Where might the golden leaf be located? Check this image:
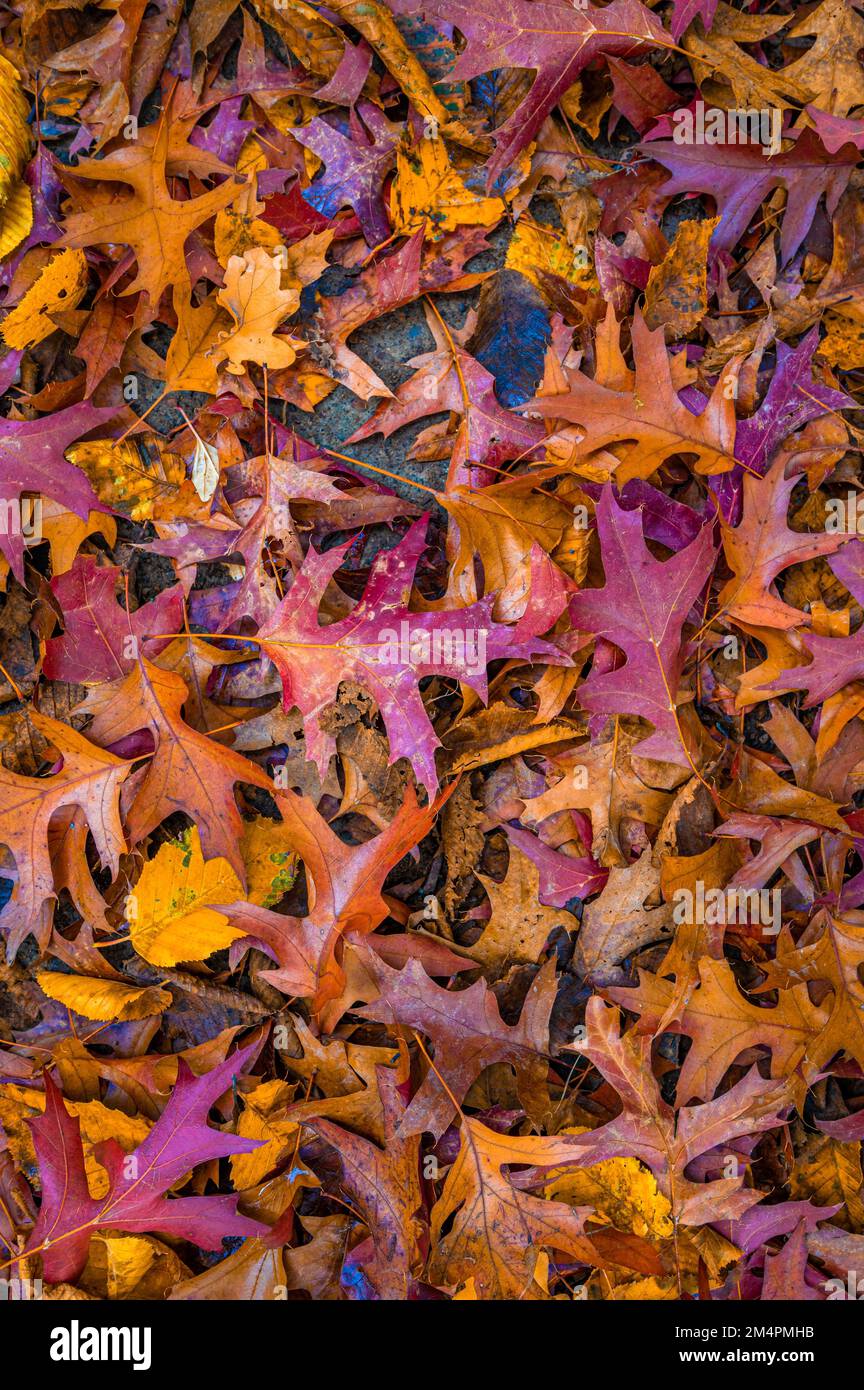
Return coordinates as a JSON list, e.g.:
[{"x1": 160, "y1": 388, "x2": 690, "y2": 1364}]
[
  {"x1": 214, "y1": 246, "x2": 306, "y2": 375},
  {"x1": 389, "y1": 136, "x2": 503, "y2": 240},
  {"x1": 1, "y1": 249, "x2": 89, "y2": 350},
  {"x1": 214, "y1": 208, "x2": 283, "y2": 266},
  {"x1": 644, "y1": 217, "x2": 720, "y2": 339},
  {"x1": 789, "y1": 1129, "x2": 864, "y2": 1230},
  {"x1": 0, "y1": 53, "x2": 31, "y2": 208},
  {"x1": 0, "y1": 179, "x2": 33, "y2": 260},
  {"x1": 230, "y1": 1079, "x2": 298, "y2": 1188},
  {"x1": 474, "y1": 844, "x2": 570, "y2": 971},
  {"x1": 0, "y1": 1086, "x2": 150, "y2": 1198},
  {"x1": 40, "y1": 499, "x2": 117, "y2": 576},
  {"x1": 241, "y1": 816, "x2": 299, "y2": 909},
  {"x1": 129, "y1": 825, "x2": 245, "y2": 967},
  {"x1": 506, "y1": 218, "x2": 594, "y2": 293},
  {"x1": 546, "y1": 1139, "x2": 674, "y2": 1239},
  {"x1": 820, "y1": 306, "x2": 864, "y2": 370},
  {"x1": 36, "y1": 972, "x2": 172, "y2": 1022},
  {"x1": 83, "y1": 1234, "x2": 190, "y2": 1301},
  {"x1": 603, "y1": 1276, "x2": 678, "y2": 1300},
  {"x1": 65, "y1": 437, "x2": 187, "y2": 521}
]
